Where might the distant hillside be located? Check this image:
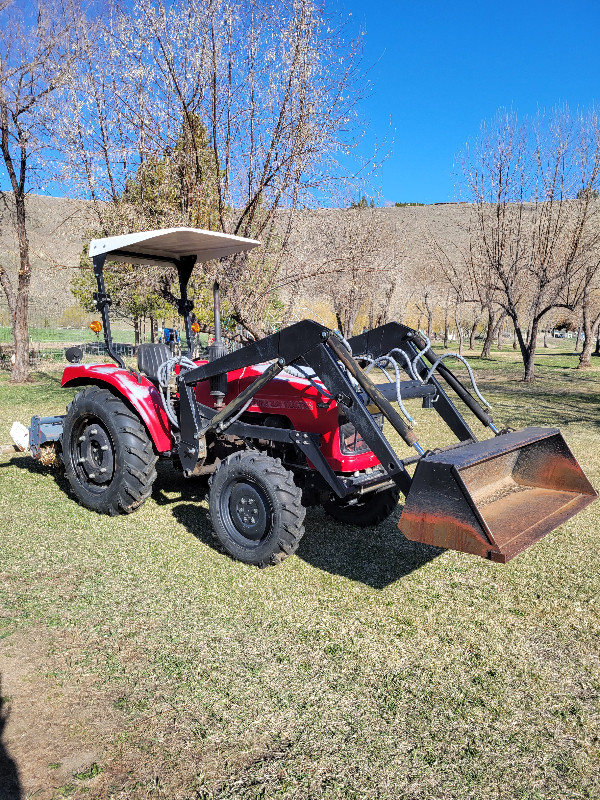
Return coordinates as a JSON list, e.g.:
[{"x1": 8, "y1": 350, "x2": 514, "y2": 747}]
[
  {"x1": 0, "y1": 194, "x2": 96, "y2": 313},
  {"x1": 0, "y1": 195, "x2": 467, "y2": 317}
]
